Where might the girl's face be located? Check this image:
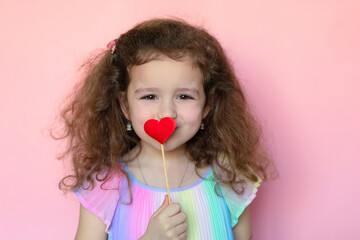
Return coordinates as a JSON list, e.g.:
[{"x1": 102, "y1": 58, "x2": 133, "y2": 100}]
[{"x1": 122, "y1": 57, "x2": 209, "y2": 152}]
